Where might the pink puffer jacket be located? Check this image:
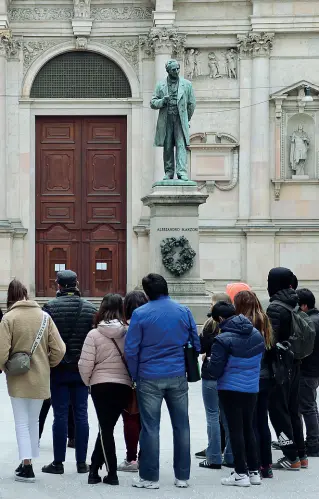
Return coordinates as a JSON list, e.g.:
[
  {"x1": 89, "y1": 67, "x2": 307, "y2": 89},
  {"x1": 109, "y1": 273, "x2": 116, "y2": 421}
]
[{"x1": 78, "y1": 319, "x2": 131, "y2": 387}]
